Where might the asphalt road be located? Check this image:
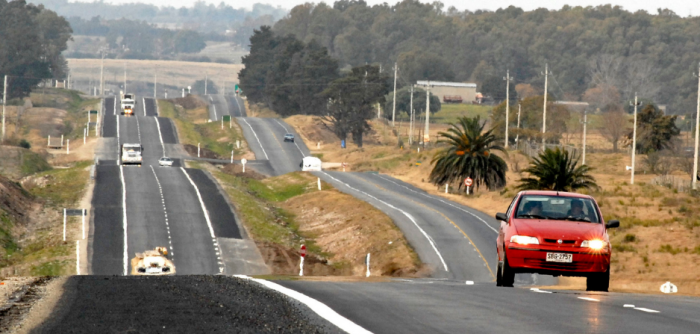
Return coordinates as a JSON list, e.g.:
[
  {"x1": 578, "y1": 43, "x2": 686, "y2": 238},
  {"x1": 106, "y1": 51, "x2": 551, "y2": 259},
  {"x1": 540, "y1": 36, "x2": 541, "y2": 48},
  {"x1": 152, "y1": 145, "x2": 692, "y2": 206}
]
[
  {"x1": 238, "y1": 117, "x2": 310, "y2": 175},
  {"x1": 33, "y1": 276, "x2": 330, "y2": 334},
  {"x1": 206, "y1": 94, "x2": 247, "y2": 120},
  {"x1": 91, "y1": 95, "x2": 250, "y2": 276}
]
